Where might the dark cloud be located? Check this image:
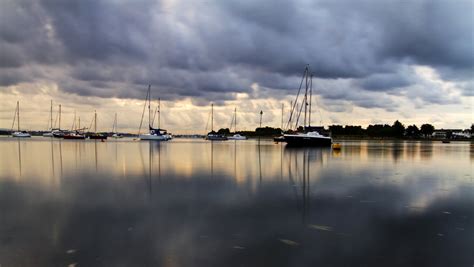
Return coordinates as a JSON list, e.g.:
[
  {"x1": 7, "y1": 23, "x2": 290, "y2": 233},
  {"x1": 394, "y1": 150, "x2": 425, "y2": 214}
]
[{"x1": 0, "y1": 0, "x2": 472, "y2": 111}]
